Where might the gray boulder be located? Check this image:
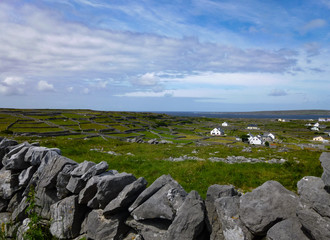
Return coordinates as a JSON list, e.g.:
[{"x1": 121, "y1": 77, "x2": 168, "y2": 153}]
[
  {"x1": 57, "y1": 164, "x2": 77, "y2": 199},
  {"x1": 126, "y1": 217, "x2": 169, "y2": 240},
  {"x1": 19, "y1": 166, "x2": 37, "y2": 187},
  {"x1": 86, "y1": 209, "x2": 129, "y2": 240},
  {"x1": 66, "y1": 161, "x2": 94, "y2": 194},
  {"x1": 37, "y1": 155, "x2": 77, "y2": 190},
  {"x1": 24, "y1": 146, "x2": 50, "y2": 166},
  {"x1": 129, "y1": 174, "x2": 181, "y2": 212},
  {"x1": 266, "y1": 217, "x2": 309, "y2": 240},
  {"x1": 297, "y1": 207, "x2": 330, "y2": 240},
  {"x1": 0, "y1": 139, "x2": 18, "y2": 167},
  {"x1": 167, "y1": 191, "x2": 206, "y2": 240},
  {"x1": 50, "y1": 195, "x2": 86, "y2": 239},
  {"x1": 104, "y1": 177, "x2": 147, "y2": 216},
  {"x1": 319, "y1": 152, "x2": 330, "y2": 190},
  {"x1": 298, "y1": 176, "x2": 330, "y2": 218},
  {"x1": 81, "y1": 161, "x2": 109, "y2": 181},
  {"x1": 131, "y1": 178, "x2": 187, "y2": 221},
  {"x1": 79, "y1": 172, "x2": 136, "y2": 209},
  {"x1": 0, "y1": 169, "x2": 18, "y2": 200},
  {"x1": 11, "y1": 196, "x2": 29, "y2": 222},
  {"x1": 205, "y1": 184, "x2": 239, "y2": 240},
  {"x1": 70, "y1": 160, "x2": 96, "y2": 177},
  {"x1": 3, "y1": 146, "x2": 30, "y2": 170},
  {"x1": 214, "y1": 196, "x2": 252, "y2": 240},
  {"x1": 239, "y1": 180, "x2": 299, "y2": 236}
]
